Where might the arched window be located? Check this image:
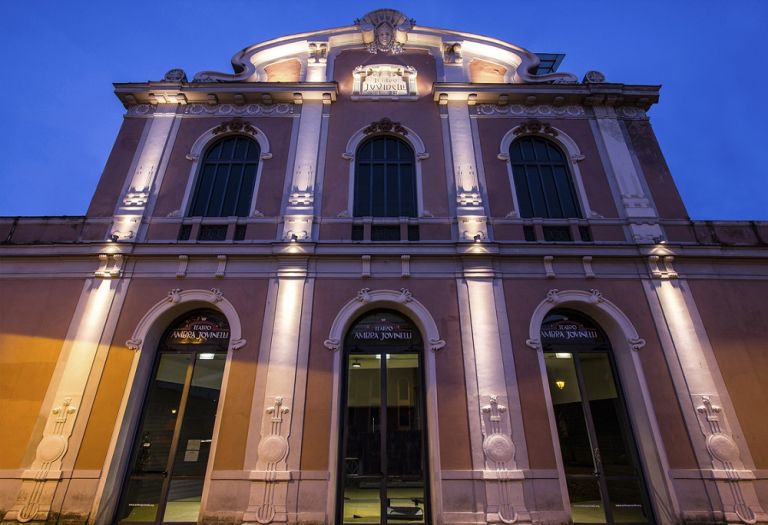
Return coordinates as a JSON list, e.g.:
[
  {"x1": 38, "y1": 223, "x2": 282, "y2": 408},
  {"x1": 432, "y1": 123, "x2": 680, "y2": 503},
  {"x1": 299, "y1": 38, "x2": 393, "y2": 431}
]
[
  {"x1": 354, "y1": 135, "x2": 417, "y2": 218},
  {"x1": 117, "y1": 309, "x2": 230, "y2": 524},
  {"x1": 510, "y1": 136, "x2": 581, "y2": 219},
  {"x1": 540, "y1": 309, "x2": 654, "y2": 524},
  {"x1": 188, "y1": 135, "x2": 260, "y2": 217}
]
